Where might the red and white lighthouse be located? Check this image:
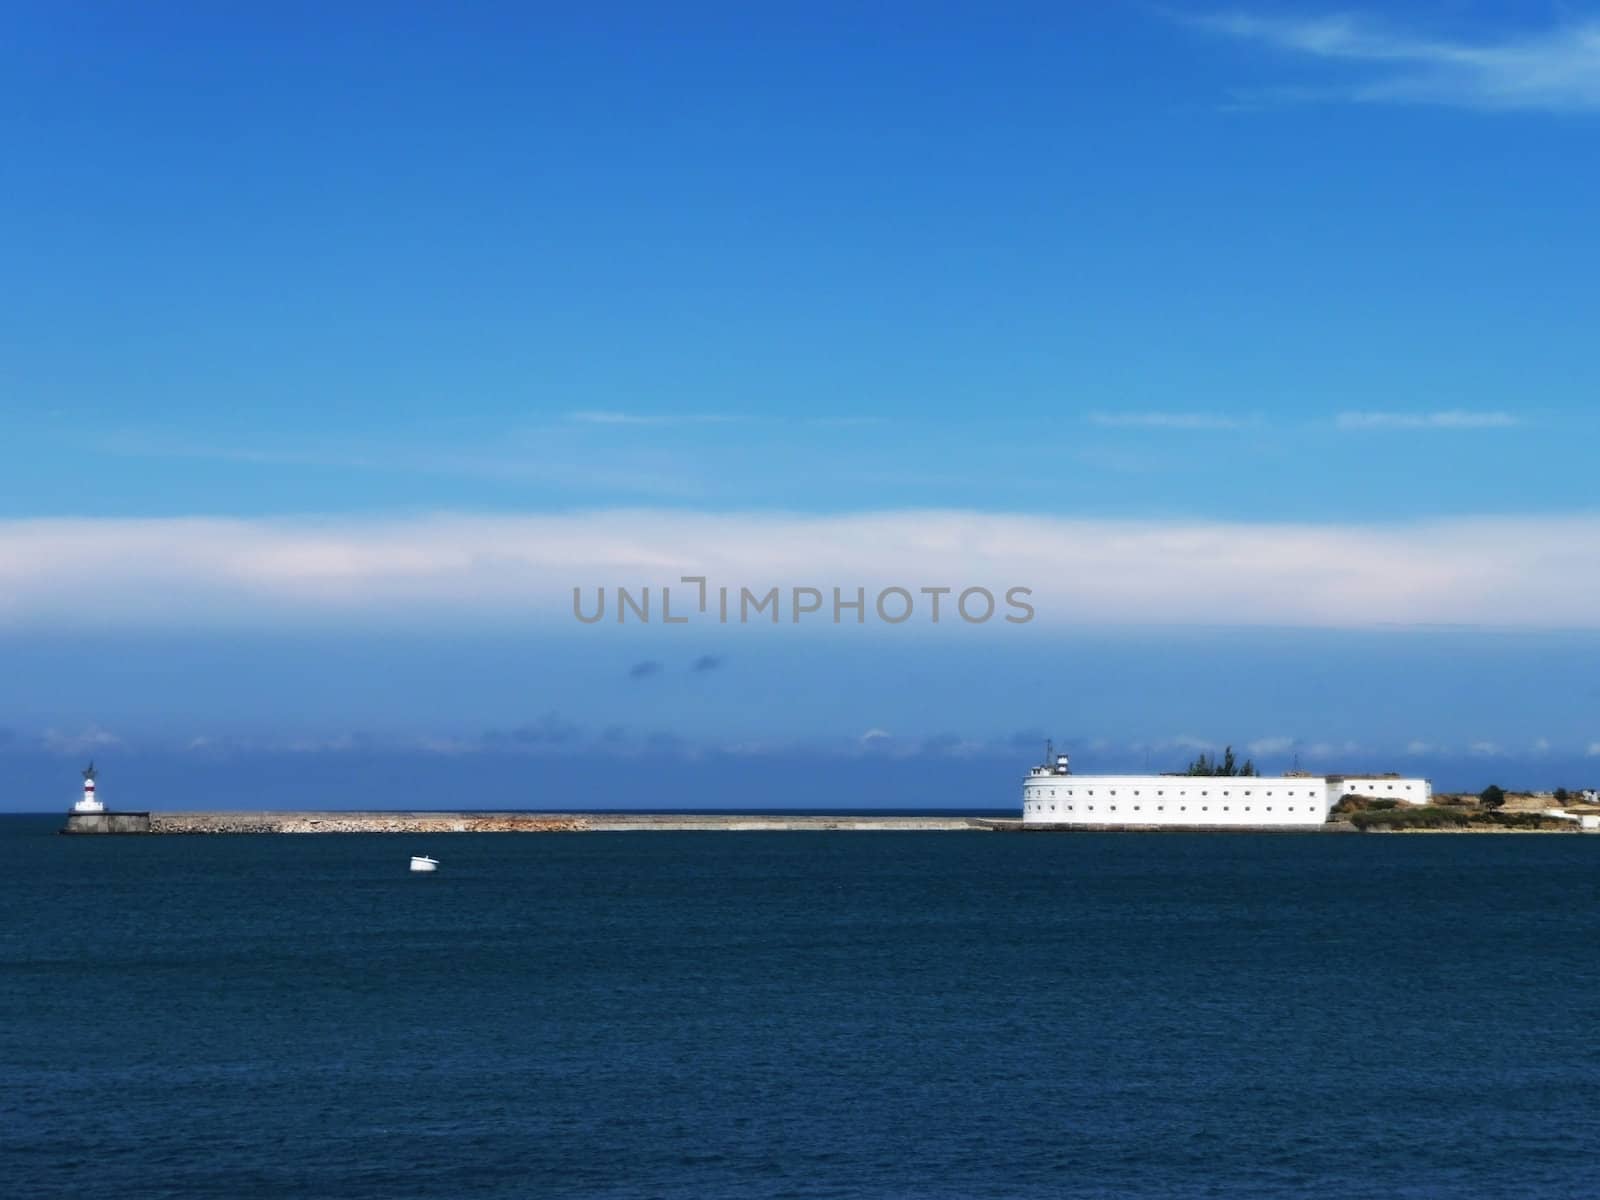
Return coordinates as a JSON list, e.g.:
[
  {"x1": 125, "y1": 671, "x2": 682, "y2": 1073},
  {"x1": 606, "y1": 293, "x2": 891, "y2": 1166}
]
[{"x1": 72, "y1": 763, "x2": 105, "y2": 814}]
